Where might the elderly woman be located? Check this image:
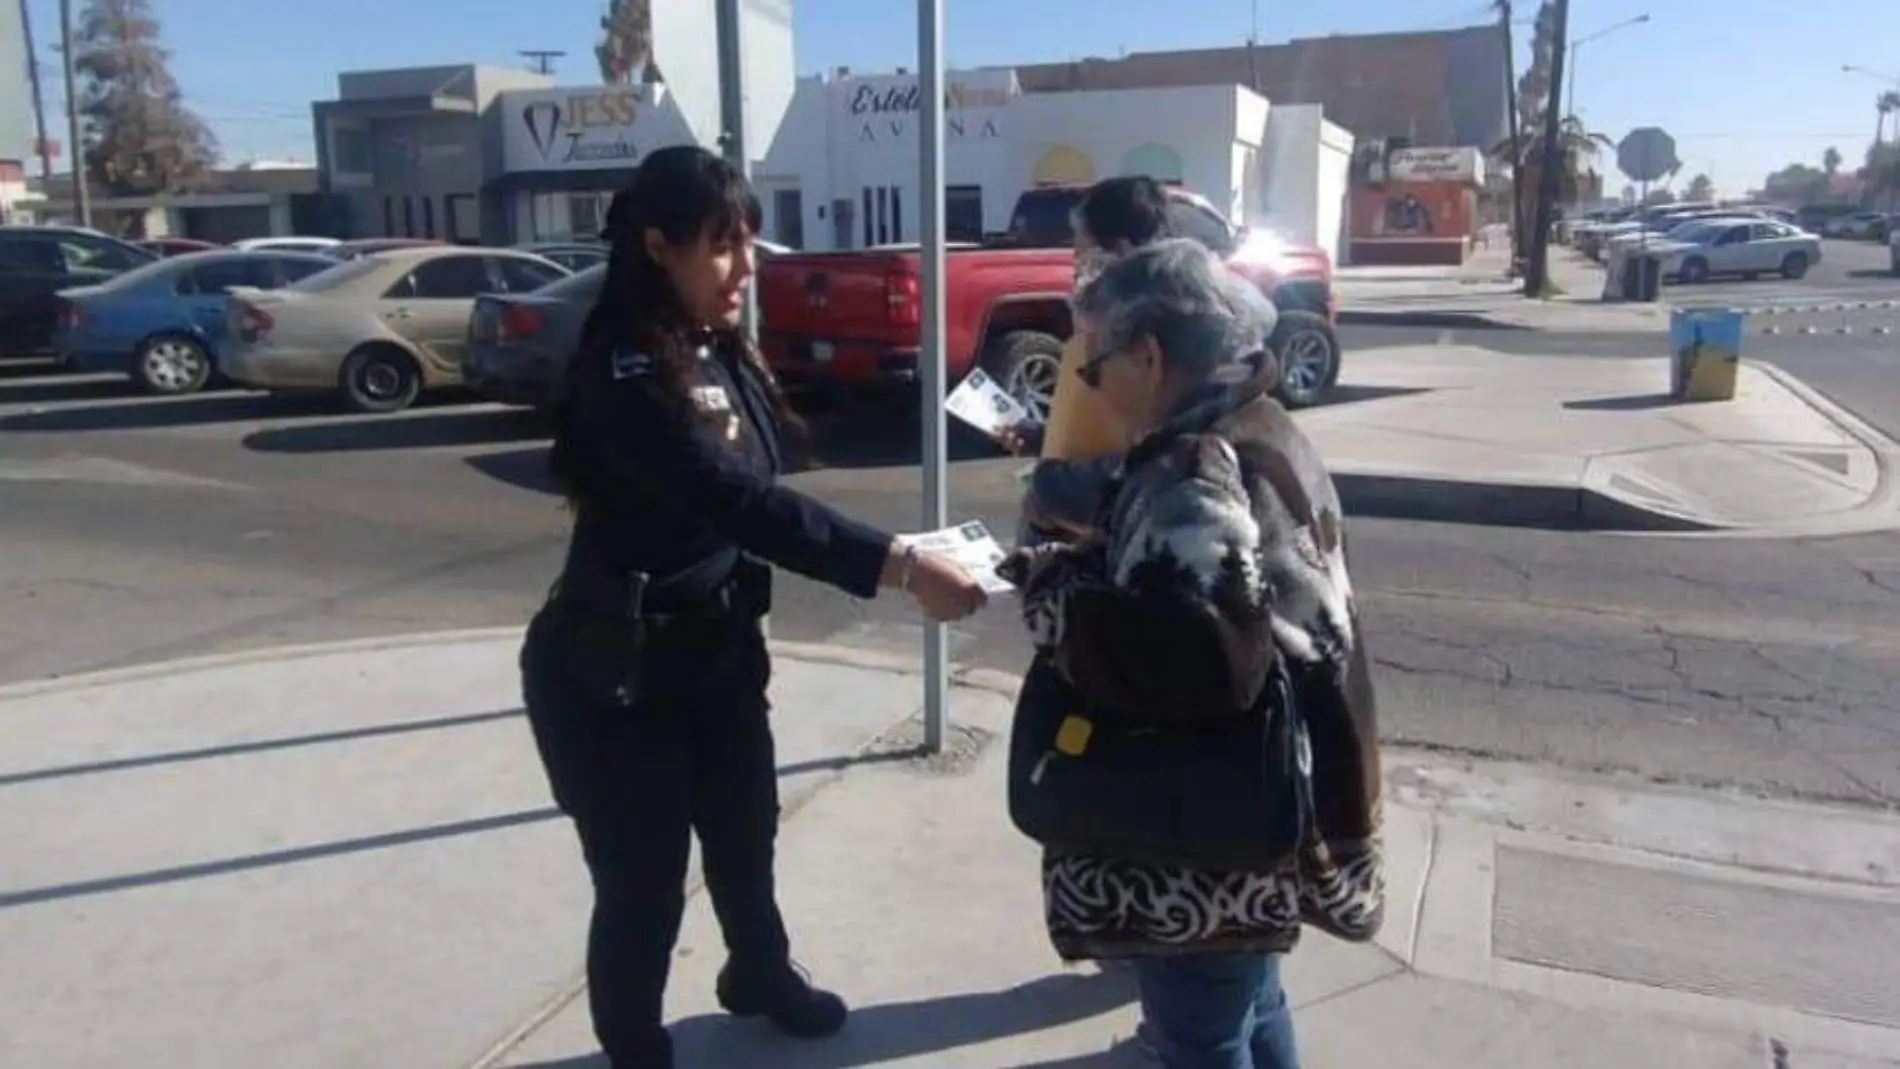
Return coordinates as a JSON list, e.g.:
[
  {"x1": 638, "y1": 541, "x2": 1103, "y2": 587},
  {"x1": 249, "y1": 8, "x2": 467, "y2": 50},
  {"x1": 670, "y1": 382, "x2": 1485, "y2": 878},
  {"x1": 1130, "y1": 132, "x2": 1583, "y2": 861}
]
[{"x1": 1001, "y1": 240, "x2": 1383, "y2": 1069}]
